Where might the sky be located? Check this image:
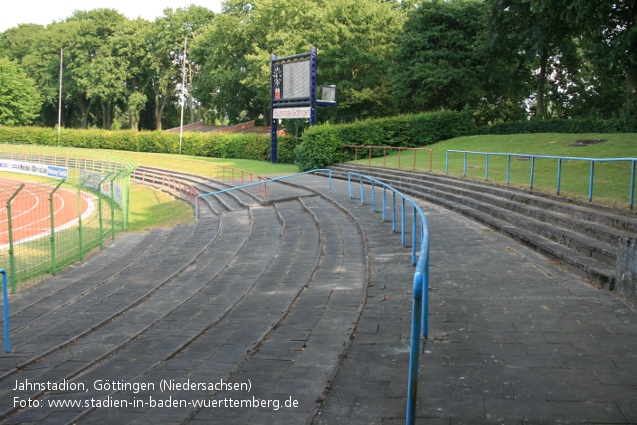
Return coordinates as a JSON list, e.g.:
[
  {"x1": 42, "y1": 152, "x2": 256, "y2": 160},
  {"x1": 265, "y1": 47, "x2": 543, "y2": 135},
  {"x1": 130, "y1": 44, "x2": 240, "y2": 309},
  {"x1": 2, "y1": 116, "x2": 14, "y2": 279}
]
[{"x1": 0, "y1": 0, "x2": 224, "y2": 33}]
